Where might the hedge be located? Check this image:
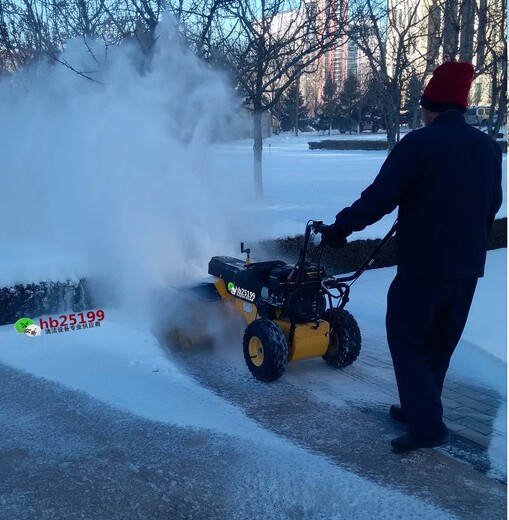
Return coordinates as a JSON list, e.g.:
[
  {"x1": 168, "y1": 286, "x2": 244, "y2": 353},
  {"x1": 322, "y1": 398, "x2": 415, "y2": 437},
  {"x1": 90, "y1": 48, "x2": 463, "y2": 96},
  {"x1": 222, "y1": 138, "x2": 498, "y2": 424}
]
[
  {"x1": 309, "y1": 139, "x2": 507, "y2": 153},
  {"x1": 0, "y1": 279, "x2": 92, "y2": 327},
  {"x1": 309, "y1": 140, "x2": 388, "y2": 151}
]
